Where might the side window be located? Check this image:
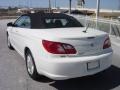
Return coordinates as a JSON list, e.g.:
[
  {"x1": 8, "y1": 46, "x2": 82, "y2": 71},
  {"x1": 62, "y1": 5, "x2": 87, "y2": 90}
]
[
  {"x1": 45, "y1": 19, "x2": 69, "y2": 28},
  {"x1": 14, "y1": 16, "x2": 31, "y2": 28},
  {"x1": 23, "y1": 16, "x2": 31, "y2": 28}
]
